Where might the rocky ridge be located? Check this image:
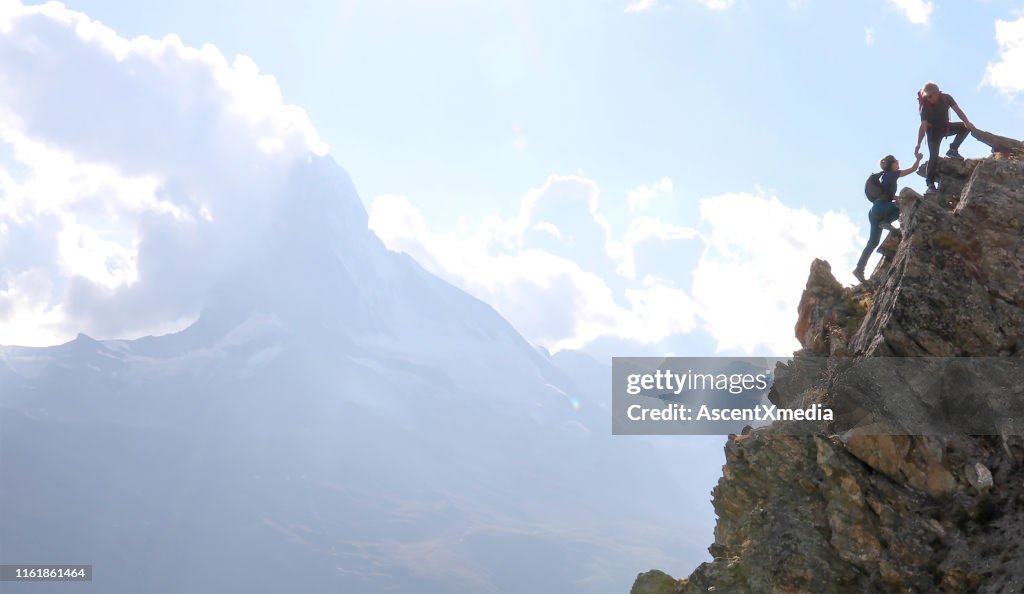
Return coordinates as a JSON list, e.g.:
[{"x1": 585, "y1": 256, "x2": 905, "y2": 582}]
[{"x1": 632, "y1": 130, "x2": 1024, "y2": 593}]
